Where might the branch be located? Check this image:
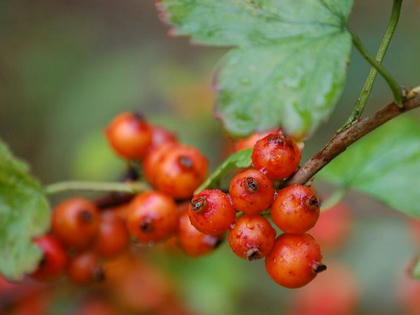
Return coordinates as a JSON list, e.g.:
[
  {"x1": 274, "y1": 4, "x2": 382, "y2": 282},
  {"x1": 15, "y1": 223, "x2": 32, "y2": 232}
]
[
  {"x1": 44, "y1": 180, "x2": 150, "y2": 195},
  {"x1": 287, "y1": 86, "x2": 420, "y2": 185}
]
